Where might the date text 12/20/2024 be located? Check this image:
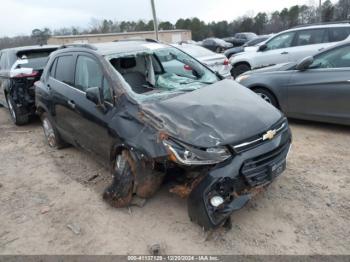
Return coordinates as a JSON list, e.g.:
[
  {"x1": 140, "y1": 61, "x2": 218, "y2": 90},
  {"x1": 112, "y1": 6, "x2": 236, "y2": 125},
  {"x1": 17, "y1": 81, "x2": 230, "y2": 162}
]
[{"x1": 127, "y1": 255, "x2": 220, "y2": 261}]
